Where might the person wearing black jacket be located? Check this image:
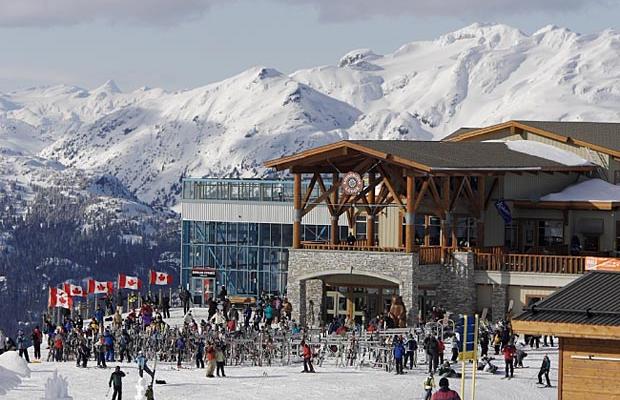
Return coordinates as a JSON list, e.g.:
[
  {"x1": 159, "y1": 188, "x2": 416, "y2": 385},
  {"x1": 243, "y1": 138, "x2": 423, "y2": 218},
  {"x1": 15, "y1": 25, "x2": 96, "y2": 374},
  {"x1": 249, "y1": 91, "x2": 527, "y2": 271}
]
[
  {"x1": 405, "y1": 334, "x2": 418, "y2": 369},
  {"x1": 109, "y1": 366, "x2": 126, "y2": 400},
  {"x1": 538, "y1": 354, "x2": 551, "y2": 387}
]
